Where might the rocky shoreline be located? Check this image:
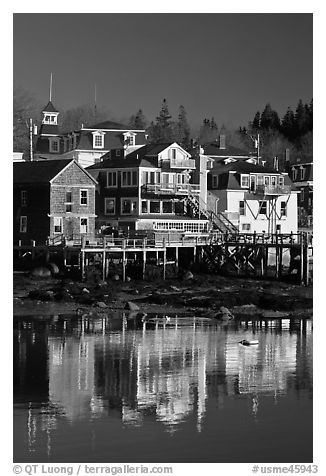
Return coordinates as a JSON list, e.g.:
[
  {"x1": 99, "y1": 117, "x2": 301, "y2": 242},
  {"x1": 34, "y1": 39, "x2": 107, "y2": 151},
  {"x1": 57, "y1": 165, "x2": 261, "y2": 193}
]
[{"x1": 13, "y1": 271, "x2": 313, "y2": 321}]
